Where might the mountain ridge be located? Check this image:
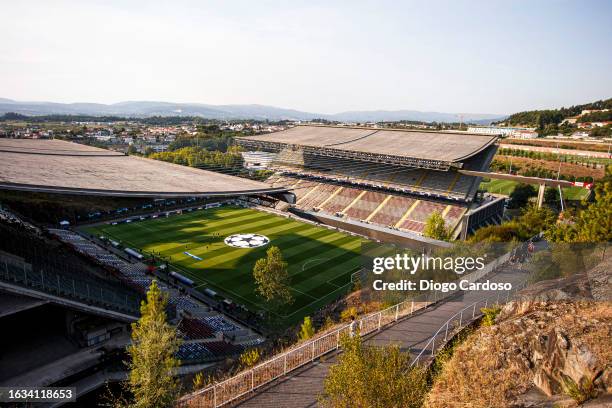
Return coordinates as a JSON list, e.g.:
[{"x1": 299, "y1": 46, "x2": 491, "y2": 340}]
[{"x1": 0, "y1": 98, "x2": 505, "y2": 124}]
